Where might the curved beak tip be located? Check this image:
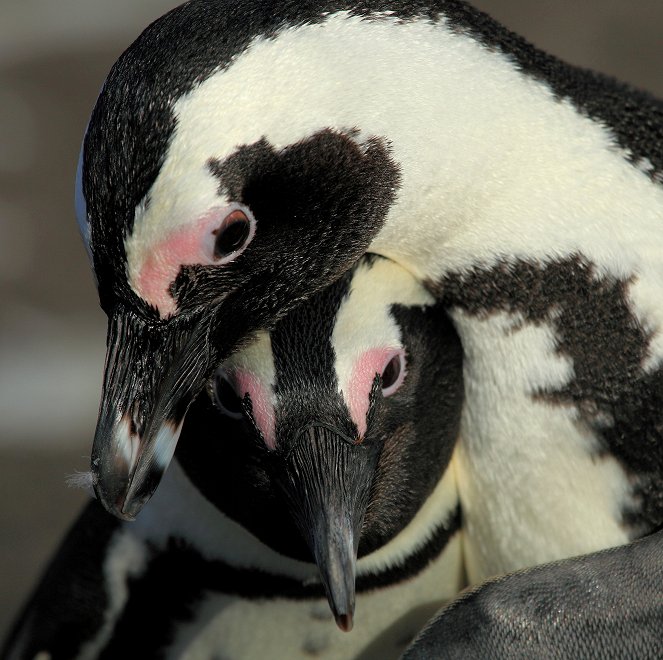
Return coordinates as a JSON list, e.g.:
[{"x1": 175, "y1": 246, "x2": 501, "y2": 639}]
[
  {"x1": 278, "y1": 424, "x2": 377, "y2": 634},
  {"x1": 91, "y1": 481, "x2": 136, "y2": 521},
  {"x1": 118, "y1": 499, "x2": 140, "y2": 522},
  {"x1": 335, "y1": 612, "x2": 354, "y2": 633},
  {"x1": 91, "y1": 417, "x2": 183, "y2": 521},
  {"x1": 316, "y1": 541, "x2": 357, "y2": 634}
]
